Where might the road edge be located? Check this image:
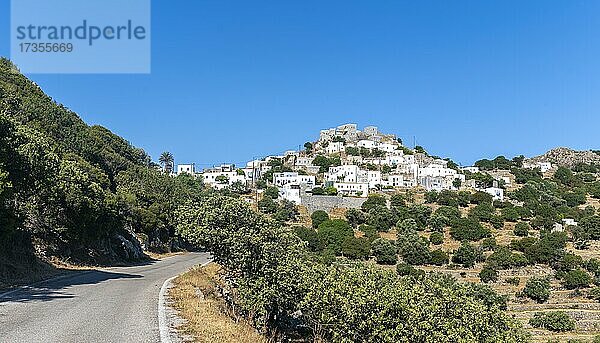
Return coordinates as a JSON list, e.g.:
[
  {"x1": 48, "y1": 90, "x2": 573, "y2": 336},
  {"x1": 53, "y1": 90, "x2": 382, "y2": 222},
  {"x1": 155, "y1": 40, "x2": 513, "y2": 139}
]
[{"x1": 158, "y1": 260, "x2": 211, "y2": 343}]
